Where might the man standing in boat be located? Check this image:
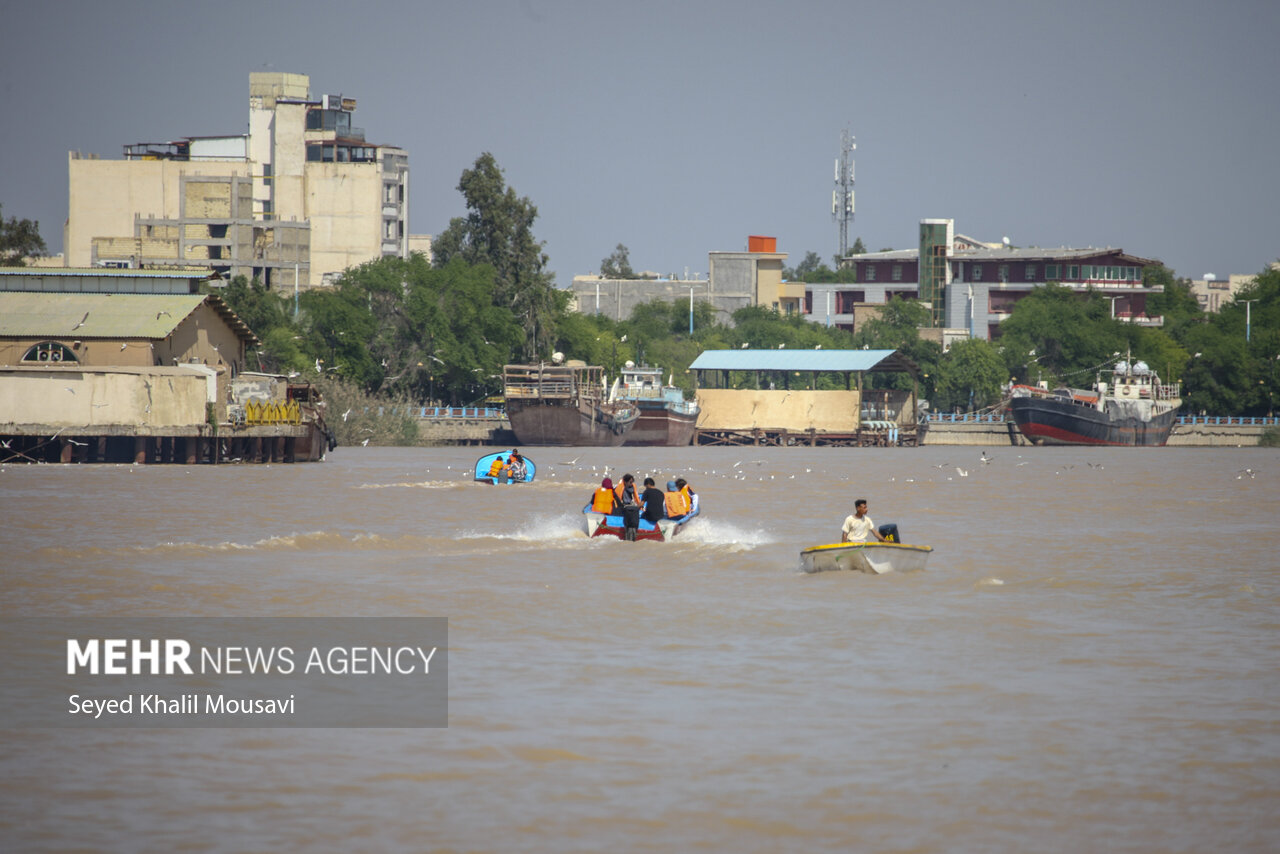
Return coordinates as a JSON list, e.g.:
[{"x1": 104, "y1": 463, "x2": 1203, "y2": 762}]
[{"x1": 841, "y1": 499, "x2": 886, "y2": 543}]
